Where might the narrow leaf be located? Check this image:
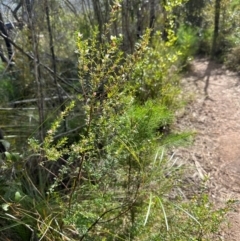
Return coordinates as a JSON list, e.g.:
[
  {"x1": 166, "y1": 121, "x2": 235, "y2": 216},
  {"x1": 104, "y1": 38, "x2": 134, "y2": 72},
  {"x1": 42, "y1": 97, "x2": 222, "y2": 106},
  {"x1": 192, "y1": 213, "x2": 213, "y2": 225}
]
[
  {"x1": 174, "y1": 204, "x2": 202, "y2": 227},
  {"x1": 117, "y1": 138, "x2": 142, "y2": 169},
  {"x1": 157, "y1": 197, "x2": 169, "y2": 231},
  {"x1": 144, "y1": 193, "x2": 153, "y2": 226}
]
